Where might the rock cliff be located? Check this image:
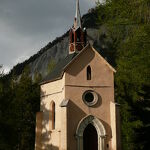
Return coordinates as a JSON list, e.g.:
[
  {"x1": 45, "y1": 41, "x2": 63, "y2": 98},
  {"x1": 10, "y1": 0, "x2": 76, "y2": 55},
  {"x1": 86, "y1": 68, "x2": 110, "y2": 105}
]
[{"x1": 9, "y1": 8, "x2": 115, "y2": 79}]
